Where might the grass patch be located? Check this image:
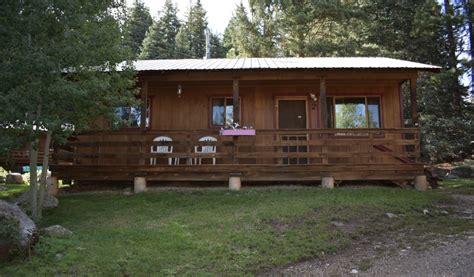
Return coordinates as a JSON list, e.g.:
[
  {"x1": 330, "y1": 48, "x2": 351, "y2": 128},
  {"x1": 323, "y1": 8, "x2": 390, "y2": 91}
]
[
  {"x1": 0, "y1": 186, "x2": 473, "y2": 275},
  {"x1": 439, "y1": 179, "x2": 474, "y2": 194},
  {"x1": 0, "y1": 184, "x2": 29, "y2": 201}
]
